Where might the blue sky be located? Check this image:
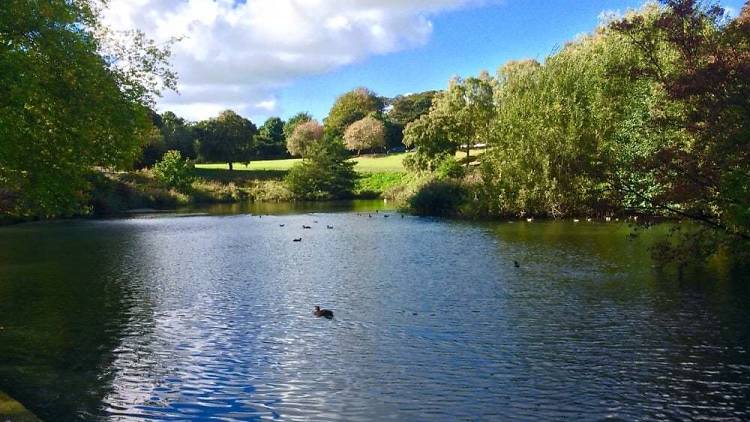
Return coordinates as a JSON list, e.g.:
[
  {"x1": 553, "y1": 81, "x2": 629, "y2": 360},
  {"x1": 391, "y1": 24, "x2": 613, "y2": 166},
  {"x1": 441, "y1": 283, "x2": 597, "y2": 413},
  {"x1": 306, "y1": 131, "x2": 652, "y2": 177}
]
[{"x1": 103, "y1": 0, "x2": 745, "y2": 123}]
